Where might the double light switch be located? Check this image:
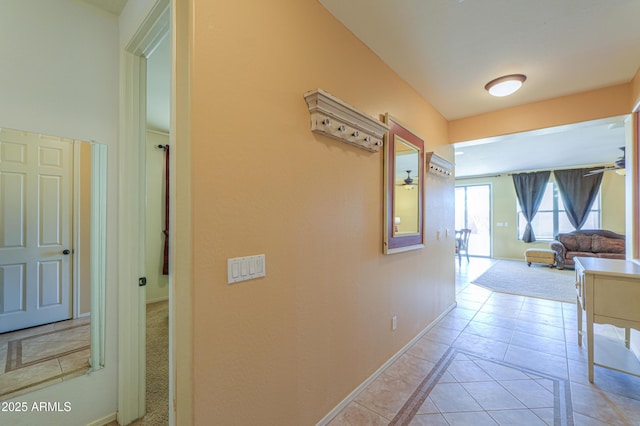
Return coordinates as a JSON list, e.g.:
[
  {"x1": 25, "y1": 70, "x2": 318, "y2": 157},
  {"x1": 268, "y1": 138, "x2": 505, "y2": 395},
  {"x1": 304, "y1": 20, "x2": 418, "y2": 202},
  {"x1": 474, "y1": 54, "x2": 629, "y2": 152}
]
[{"x1": 227, "y1": 254, "x2": 266, "y2": 284}]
